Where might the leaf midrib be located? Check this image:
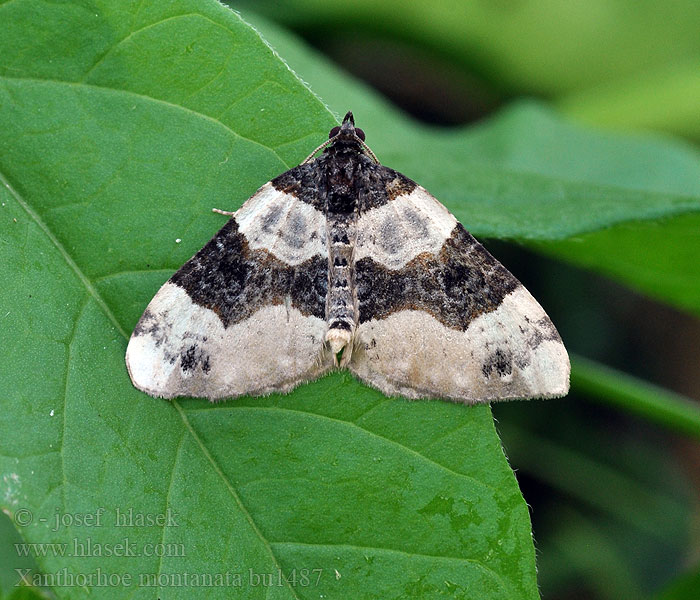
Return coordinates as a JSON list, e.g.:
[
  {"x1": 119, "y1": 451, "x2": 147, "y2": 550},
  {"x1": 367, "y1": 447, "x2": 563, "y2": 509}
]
[{"x1": 188, "y1": 404, "x2": 498, "y2": 495}]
